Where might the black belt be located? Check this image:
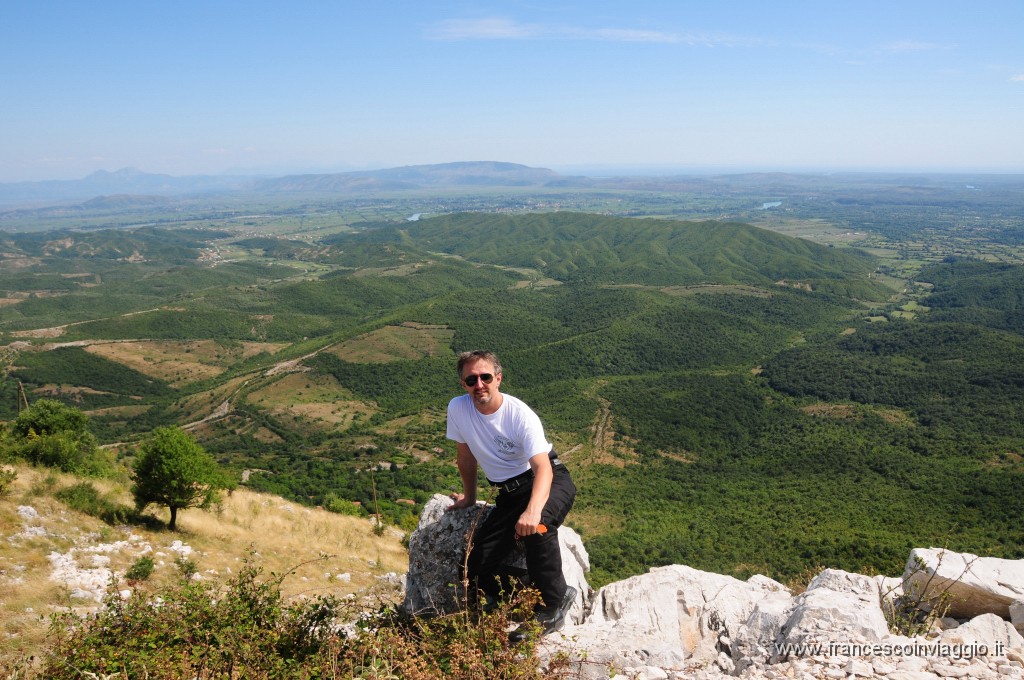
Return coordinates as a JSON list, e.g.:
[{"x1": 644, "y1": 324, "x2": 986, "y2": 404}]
[{"x1": 492, "y1": 457, "x2": 564, "y2": 493}]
